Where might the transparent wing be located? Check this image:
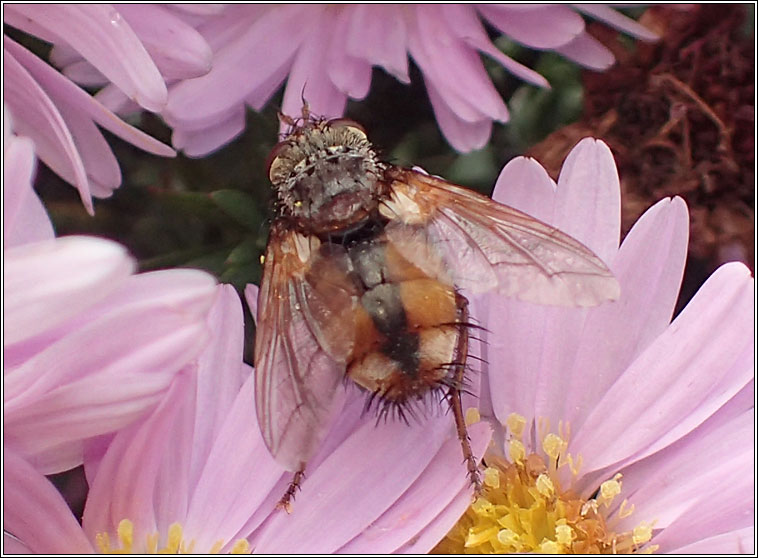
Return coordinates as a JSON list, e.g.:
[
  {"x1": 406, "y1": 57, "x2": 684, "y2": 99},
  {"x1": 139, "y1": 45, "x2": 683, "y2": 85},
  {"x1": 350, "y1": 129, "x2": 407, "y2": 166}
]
[
  {"x1": 254, "y1": 226, "x2": 359, "y2": 470},
  {"x1": 381, "y1": 168, "x2": 620, "y2": 306}
]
